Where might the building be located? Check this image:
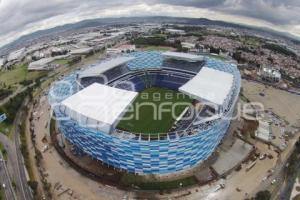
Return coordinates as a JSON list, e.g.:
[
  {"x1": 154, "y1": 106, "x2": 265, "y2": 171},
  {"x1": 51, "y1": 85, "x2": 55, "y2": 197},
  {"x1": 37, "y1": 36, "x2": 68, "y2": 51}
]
[
  {"x1": 0, "y1": 58, "x2": 5, "y2": 69},
  {"x1": 70, "y1": 47, "x2": 94, "y2": 55},
  {"x1": 106, "y1": 45, "x2": 136, "y2": 55},
  {"x1": 31, "y1": 51, "x2": 45, "y2": 61},
  {"x1": 165, "y1": 28, "x2": 186, "y2": 35},
  {"x1": 51, "y1": 47, "x2": 68, "y2": 56},
  {"x1": 255, "y1": 120, "x2": 272, "y2": 142},
  {"x1": 181, "y1": 42, "x2": 196, "y2": 50},
  {"x1": 28, "y1": 55, "x2": 69, "y2": 71},
  {"x1": 7, "y1": 48, "x2": 26, "y2": 62},
  {"x1": 49, "y1": 51, "x2": 241, "y2": 174},
  {"x1": 259, "y1": 66, "x2": 281, "y2": 82}
]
